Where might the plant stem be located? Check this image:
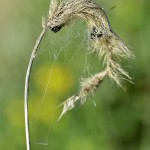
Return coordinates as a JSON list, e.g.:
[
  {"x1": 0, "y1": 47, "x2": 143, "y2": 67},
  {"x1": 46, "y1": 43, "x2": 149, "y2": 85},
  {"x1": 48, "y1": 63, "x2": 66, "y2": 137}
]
[{"x1": 24, "y1": 28, "x2": 47, "y2": 150}]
